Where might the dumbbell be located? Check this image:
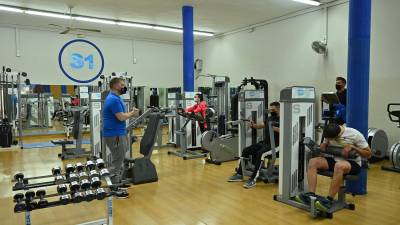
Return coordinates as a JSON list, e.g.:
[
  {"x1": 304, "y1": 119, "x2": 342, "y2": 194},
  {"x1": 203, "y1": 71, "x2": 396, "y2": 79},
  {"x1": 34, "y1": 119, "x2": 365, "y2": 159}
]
[
  {"x1": 68, "y1": 173, "x2": 79, "y2": 182},
  {"x1": 76, "y1": 163, "x2": 84, "y2": 172},
  {"x1": 86, "y1": 160, "x2": 96, "y2": 171},
  {"x1": 96, "y1": 188, "x2": 107, "y2": 200},
  {"x1": 14, "y1": 173, "x2": 26, "y2": 189},
  {"x1": 52, "y1": 166, "x2": 62, "y2": 176},
  {"x1": 71, "y1": 179, "x2": 90, "y2": 203},
  {"x1": 14, "y1": 193, "x2": 26, "y2": 212},
  {"x1": 36, "y1": 189, "x2": 48, "y2": 208},
  {"x1": 89, "y1": 170, "x2": 100, "y2": 180},
  {"x1": 78, "y1": 171, "x2": 89, "y2": 181},
  {"x1": 57, "y1": 184, "x2": 70, "y2": 205},
  {"x1": 91, "y1": 177, "x2": 102, "y2": 189},
  {"x1": 65, "y1": 164, "x2": 75, "y2": 174},
  {"x1": 96, "y1": 159, "x2": 105, "y2": 169},
  {"x1": 100, "y1": 168, "x2": 110, "y2": 178},
  {"x1": 25, "y1": 190, "x2": 37, "y2": 210},
  {"x1": 80, "y1": 179, "x2": 95, "y2": 201}
]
